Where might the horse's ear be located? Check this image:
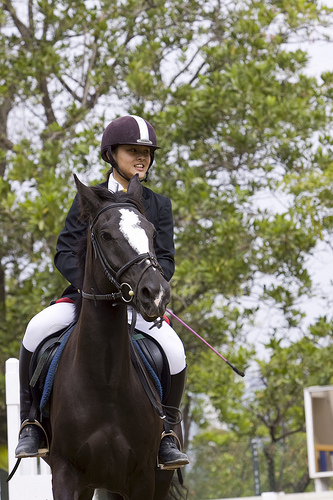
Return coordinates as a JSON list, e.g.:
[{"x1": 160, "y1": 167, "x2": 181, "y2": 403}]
[
  {"x1": 127, "y1": 174, "x2": 143, "y2": 201},
  {"x1": 74, "y1": 174, "x2": 101, "y2": 217}
]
